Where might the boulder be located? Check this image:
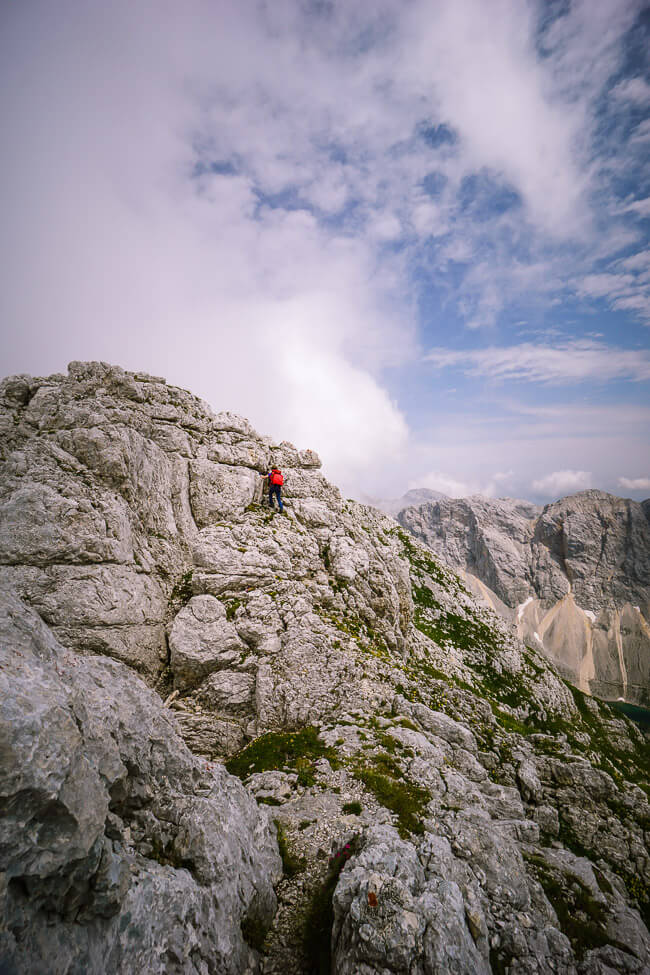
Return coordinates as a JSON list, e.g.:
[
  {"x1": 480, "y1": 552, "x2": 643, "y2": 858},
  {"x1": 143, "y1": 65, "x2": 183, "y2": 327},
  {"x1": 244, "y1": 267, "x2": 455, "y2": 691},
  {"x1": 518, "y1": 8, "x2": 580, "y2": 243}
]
[{"x1": 169, "y1": 594, "x2": 246, "y2": 690}]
